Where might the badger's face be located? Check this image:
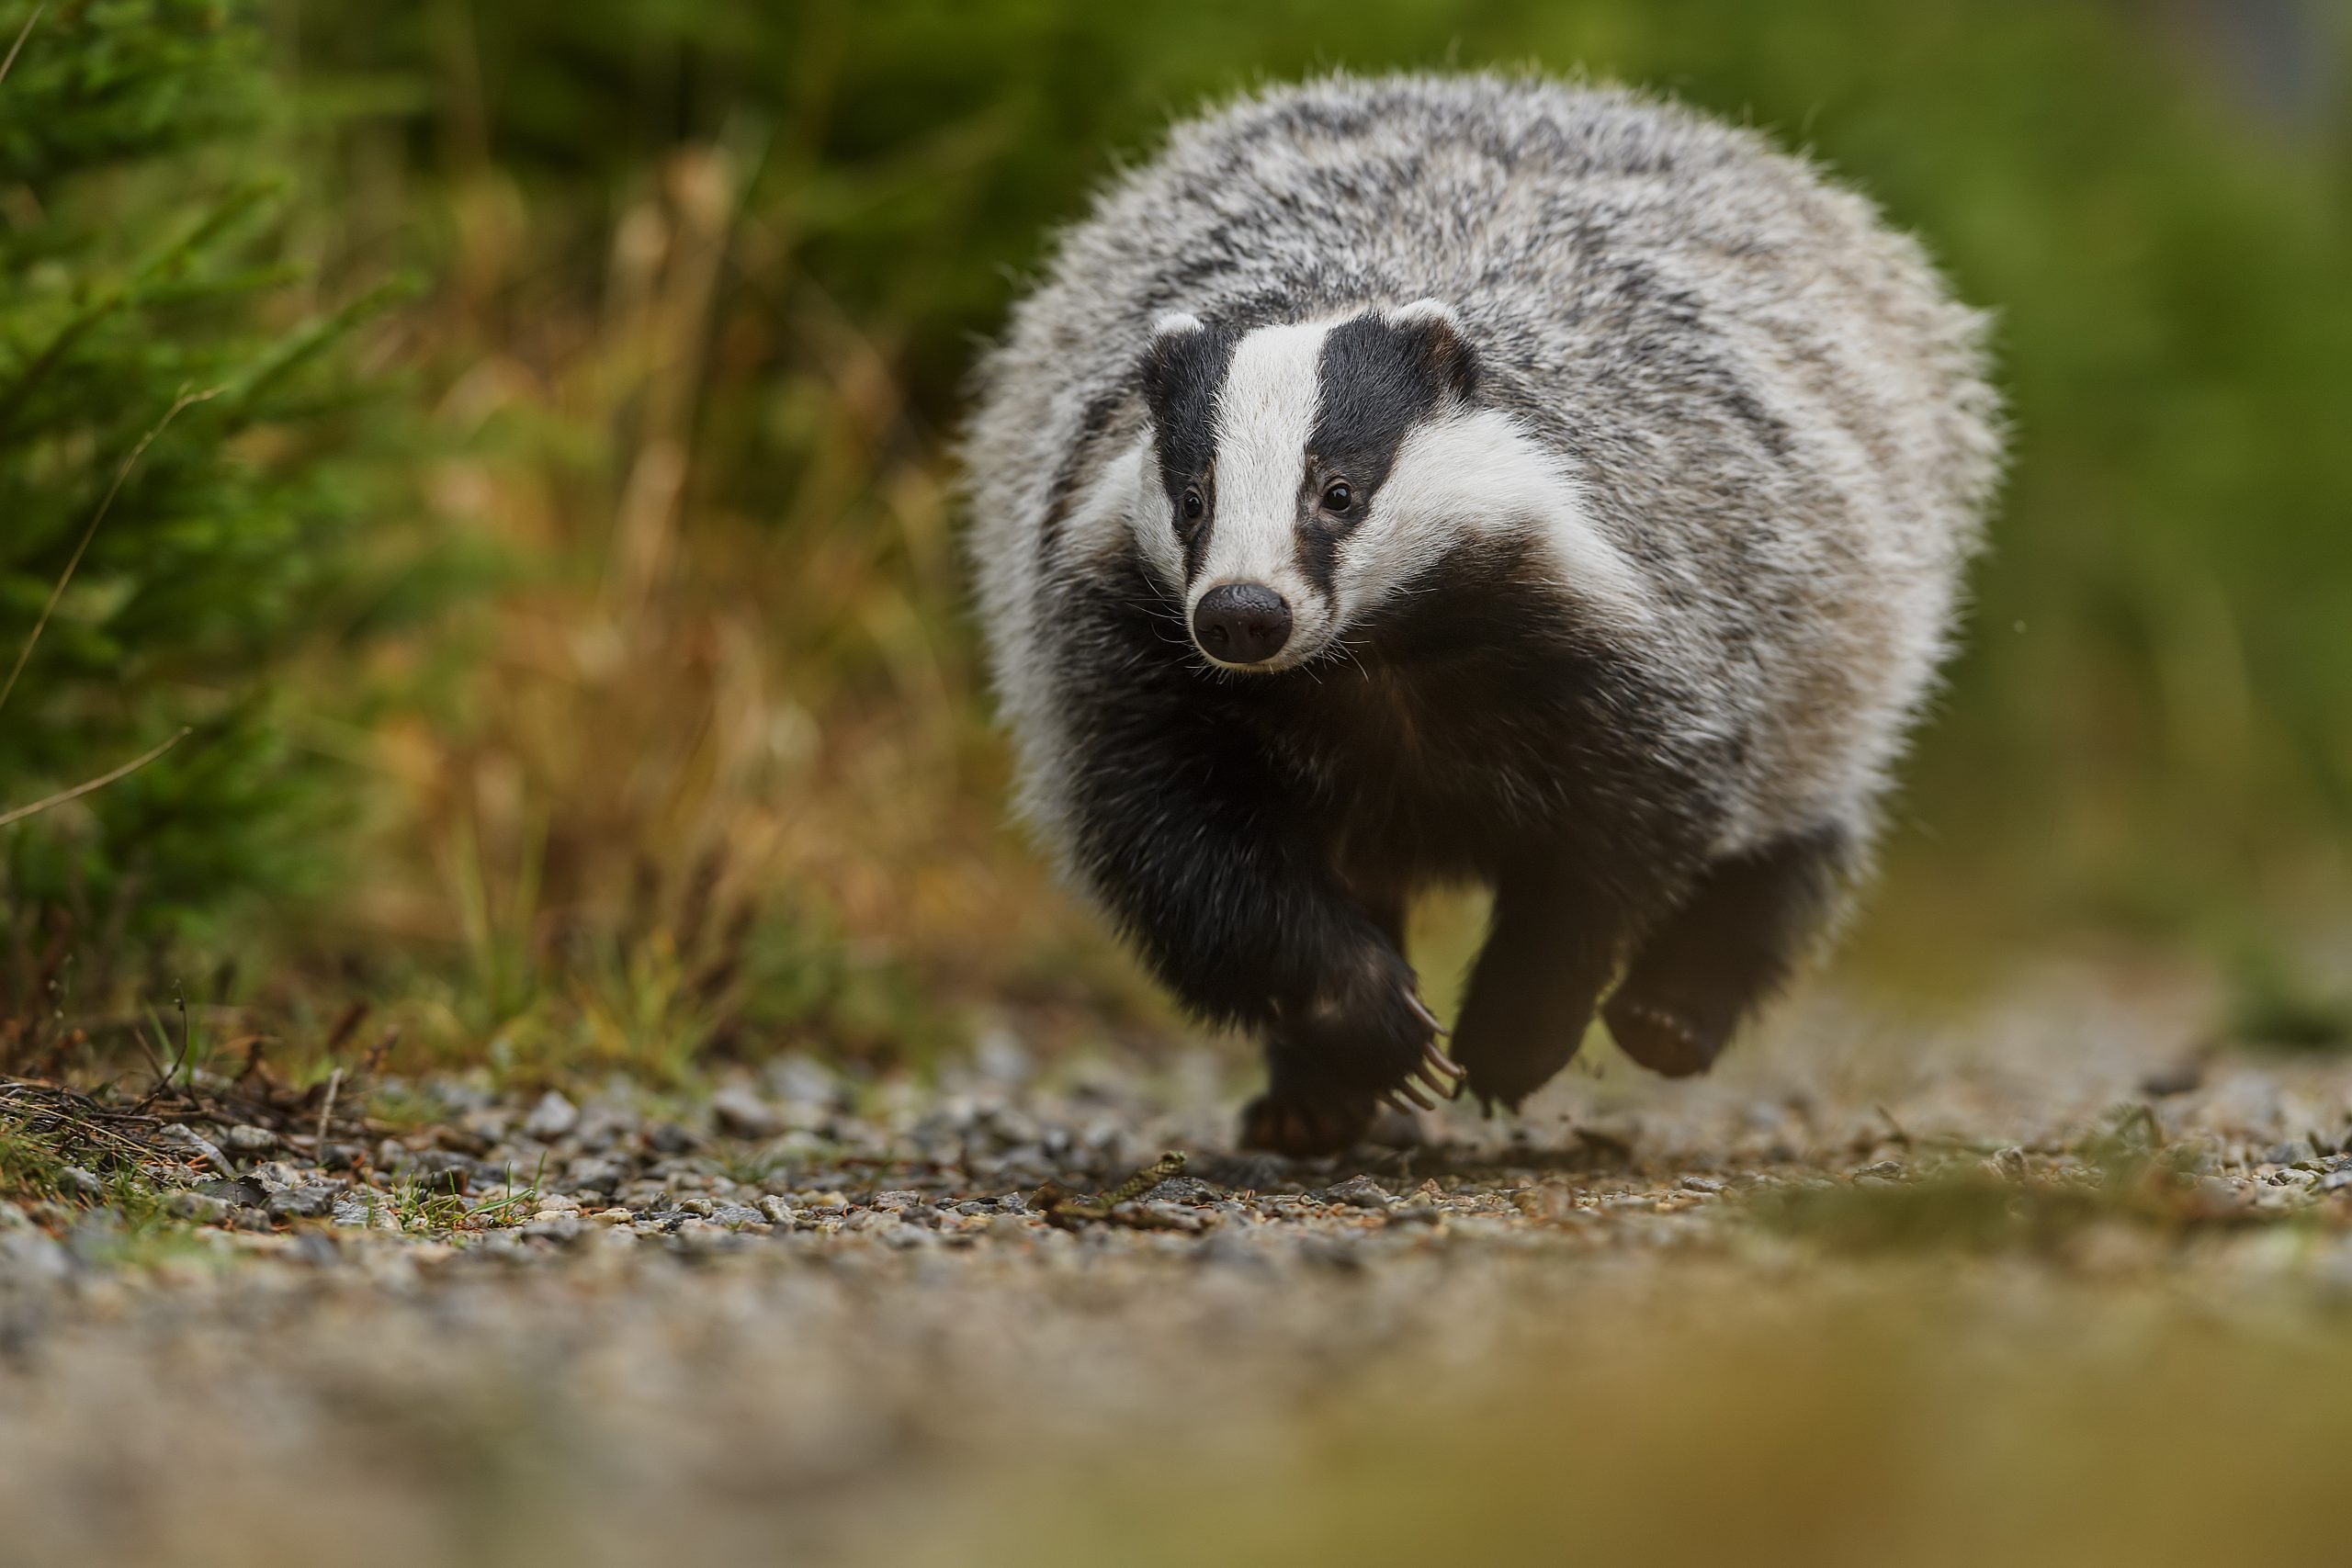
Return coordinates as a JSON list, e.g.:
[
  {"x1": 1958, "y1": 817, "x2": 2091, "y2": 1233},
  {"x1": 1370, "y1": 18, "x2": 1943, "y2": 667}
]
[{"x1": 1132, "y1": 300, "x2": 1487, "y2": 672}]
